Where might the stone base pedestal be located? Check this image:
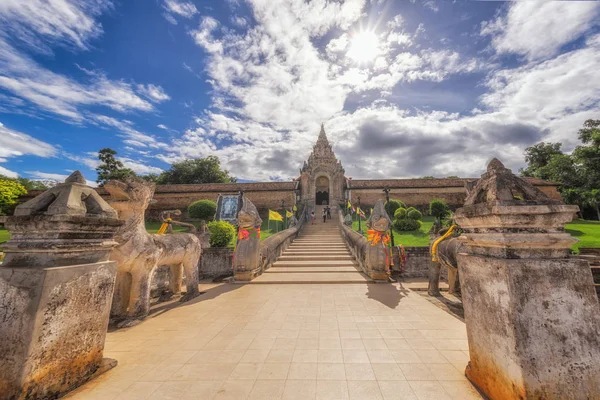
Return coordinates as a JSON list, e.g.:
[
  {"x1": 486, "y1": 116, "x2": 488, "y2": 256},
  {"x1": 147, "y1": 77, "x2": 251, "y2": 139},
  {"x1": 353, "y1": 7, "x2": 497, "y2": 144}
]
[
  {"x1": 458, "y1": 254, "x2": 600, "y2": 400},
  {"x1": 201, "y1": 247, "x2": 233, "y2": 278},
  {"x1": 233, "y1": 236, "x2": 261, "y2": 282},
  {"x1": 366, "y1": 245, "x2": 389, "y2": 282},
  {"x1": 0, "y1": 261, "x2": 117, "y2": 399}
]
